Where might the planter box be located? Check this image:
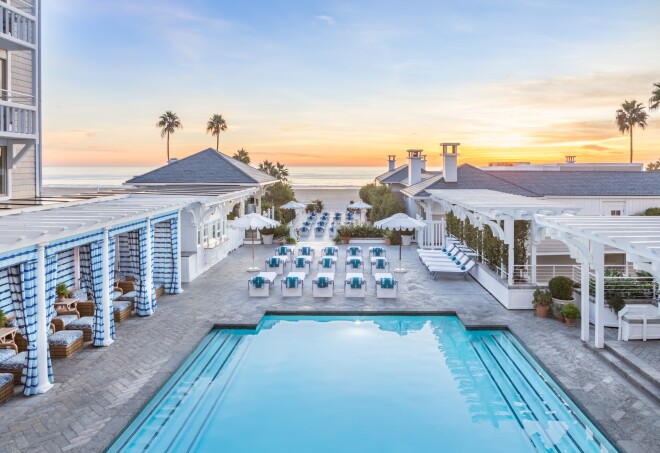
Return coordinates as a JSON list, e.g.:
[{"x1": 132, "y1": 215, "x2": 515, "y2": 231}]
[
  {"x1": 401, "y1": 235, "x2": 413, "y2": 246},
  {"x1": 262, "y1": 234, "x2": 274, "y2": 245},
  {"x1": 345, "y1": 238, "x2": 386, "y2": 244}
]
